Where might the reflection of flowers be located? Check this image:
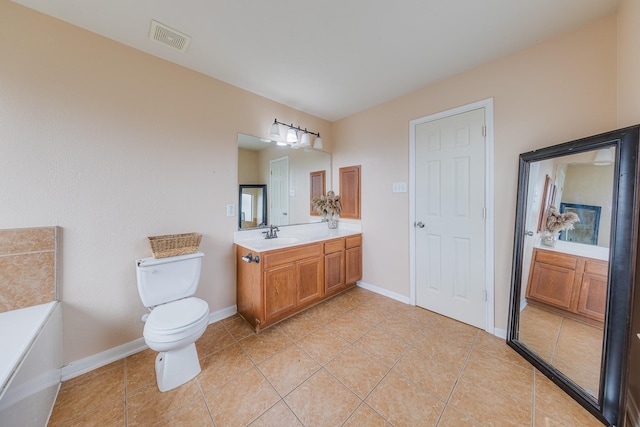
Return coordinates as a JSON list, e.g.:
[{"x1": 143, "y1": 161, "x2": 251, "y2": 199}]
[
  {"x1": 546, "y1": 206, "x2": 580, "y2": 233},
  {"x1": 312, "y1": 190, "x2": 341, "y2": 218}
]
